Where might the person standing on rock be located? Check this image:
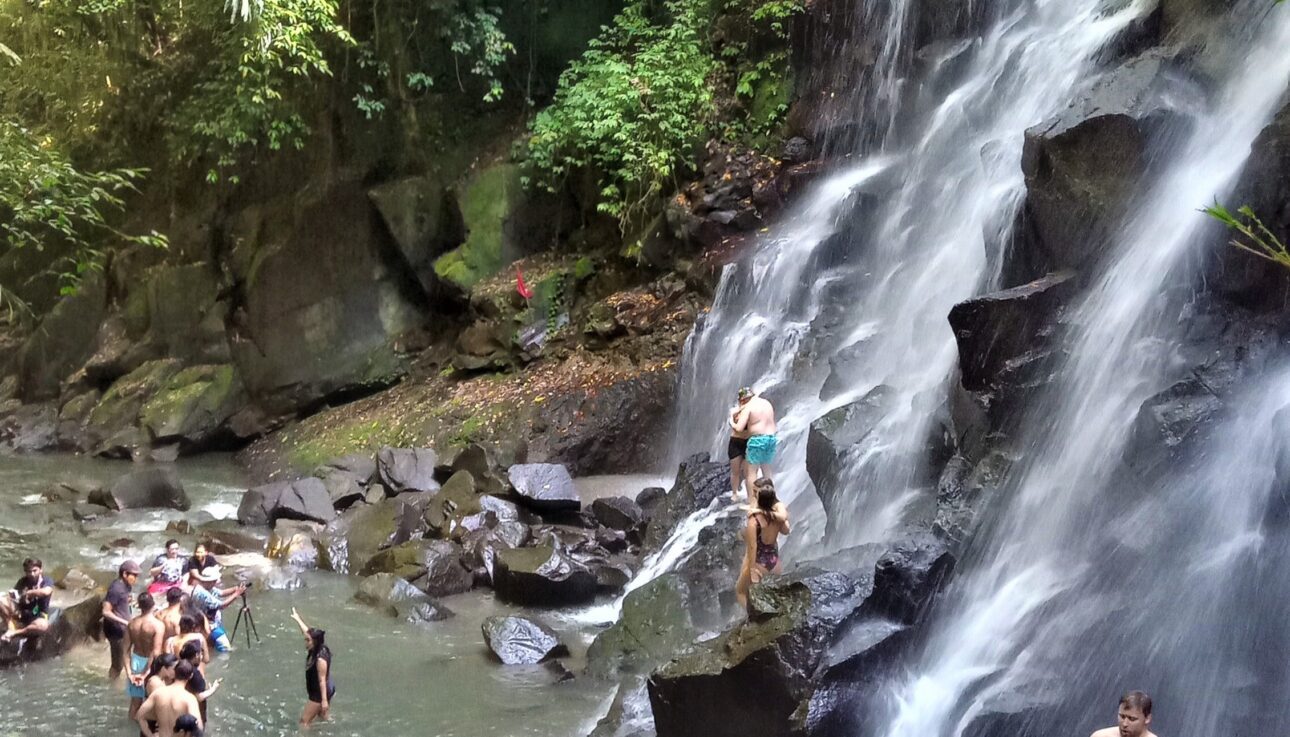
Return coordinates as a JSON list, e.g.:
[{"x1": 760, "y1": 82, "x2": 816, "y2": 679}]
[
  {"x1": 1091, "y1": 691, "x2": 1157, "y2": 737},
  {"x1": 727, "y1": 387, "x2": 755, "y2": 502},
  {"x1": 730, "y1": 389, "x2": 778, "y2": 499},
  {"x1": 125, "y1": 591, "x2": 165, "y2": 720},
  {"x1": 291, "y1": 607, "x2": 335, "y2": 727},
  {"x1": 1, "y1": 557, "x2": 54, "y2": 645},
  {"x1": 735, "y1": 478, "x2": 790, "y2": 610}
]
